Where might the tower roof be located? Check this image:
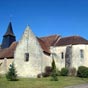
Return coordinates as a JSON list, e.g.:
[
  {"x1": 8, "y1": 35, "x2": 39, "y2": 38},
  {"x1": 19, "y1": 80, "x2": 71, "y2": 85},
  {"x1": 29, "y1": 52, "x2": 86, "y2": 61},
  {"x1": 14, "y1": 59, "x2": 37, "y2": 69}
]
[{"x1": 4, "y1": 22, "x2": 15, "y2": 37}]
